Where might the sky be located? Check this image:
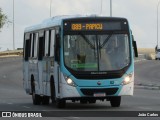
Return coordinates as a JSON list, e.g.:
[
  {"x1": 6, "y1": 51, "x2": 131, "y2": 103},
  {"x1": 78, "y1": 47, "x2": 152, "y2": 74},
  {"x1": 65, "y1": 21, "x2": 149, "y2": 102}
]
[{"x1": 0, "y1": 0, "x2": 159, "y2": 51}]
